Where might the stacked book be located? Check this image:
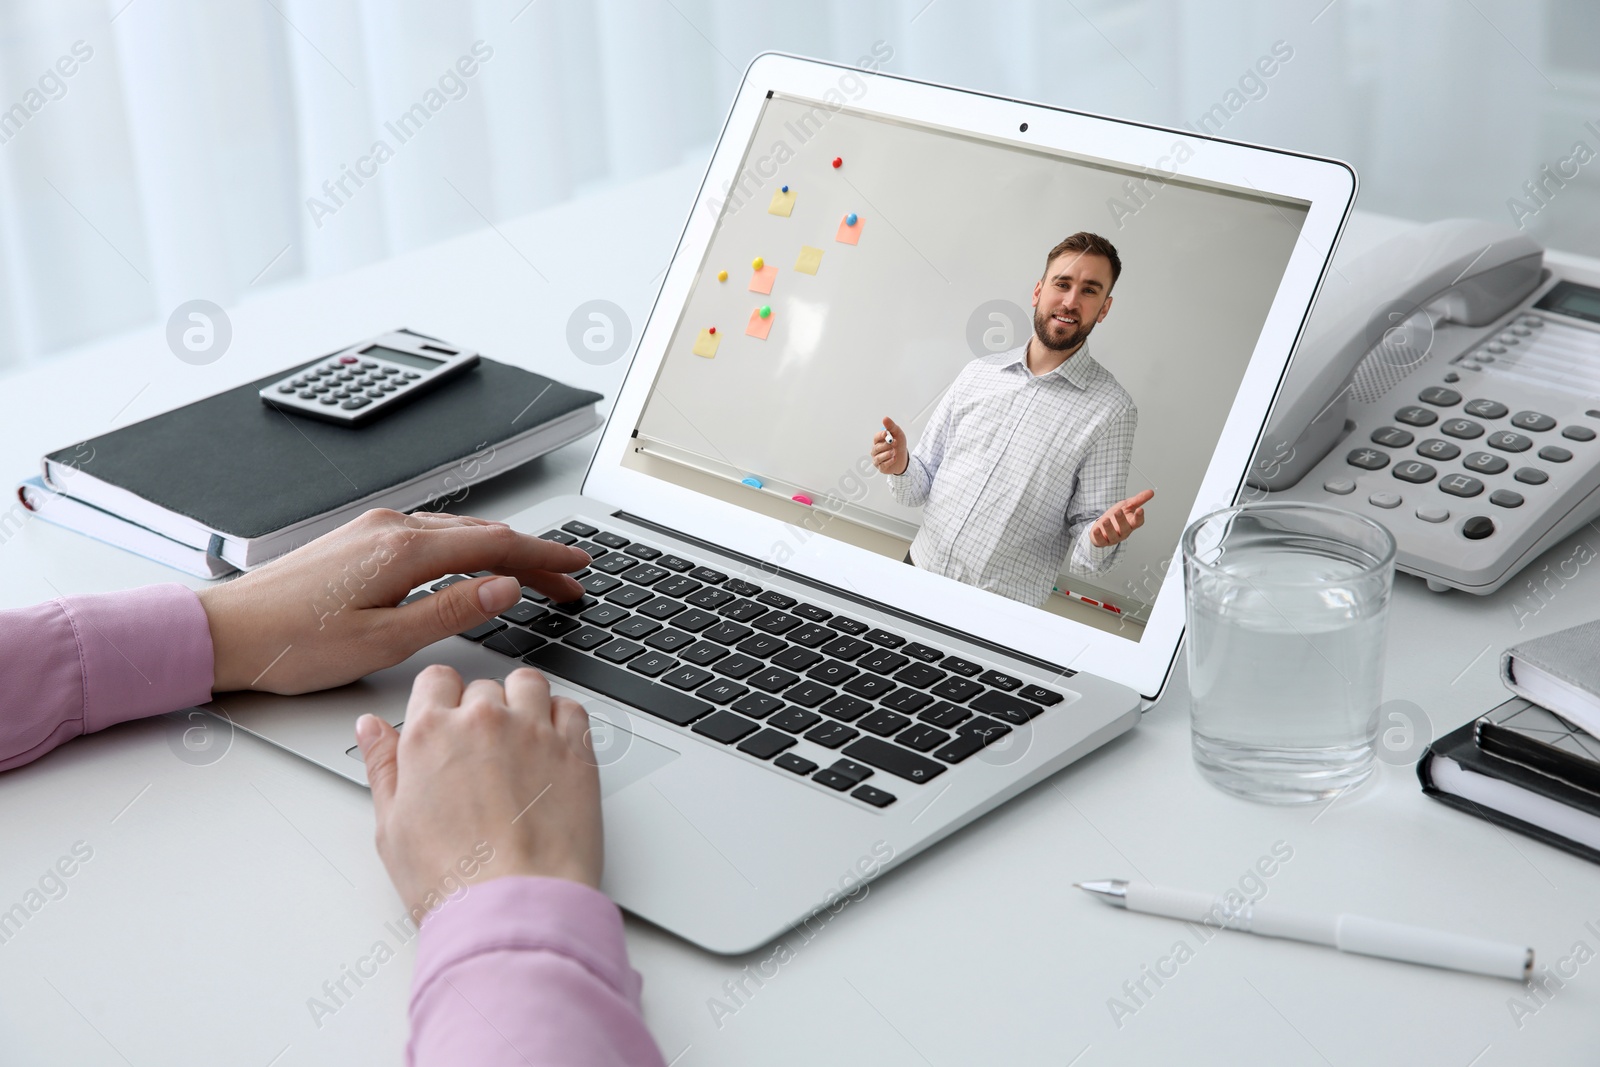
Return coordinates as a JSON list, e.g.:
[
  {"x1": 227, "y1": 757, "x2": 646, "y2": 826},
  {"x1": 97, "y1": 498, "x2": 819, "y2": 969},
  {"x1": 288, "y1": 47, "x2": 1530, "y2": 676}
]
[{"x1": 1419, "y1": 619, "x2": 1600, "y2": 863}]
